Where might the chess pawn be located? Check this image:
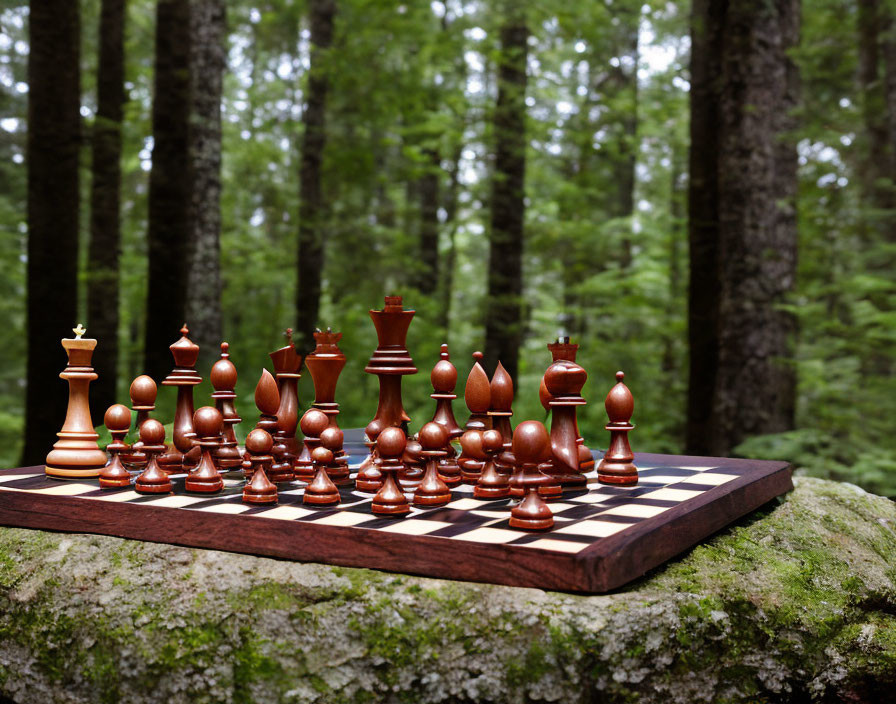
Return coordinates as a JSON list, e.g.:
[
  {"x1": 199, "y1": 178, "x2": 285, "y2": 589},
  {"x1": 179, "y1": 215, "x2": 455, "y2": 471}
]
[
  {"x1": 438, "y1": 447, "x2": 462, "y2": 487},
  {"x1": 269, "y1": 430, "x2": 296, "y2": 484},
  {"x1": 413, "y1": 422, "x2": 451, "y2": 507},
  {"x1": 543, "y1": 360, "x2": 589, "y2": 489},
  {"x1": 99, "y1": 404, "x2": 133, "y2": 489},
  {"x1": 474, "y1": 429, "x2": 510, "y2": 499},
  {"x1": 185, "y1": 407, "x2": 225, "y2": 493},
  {"x1": 458, "y1": 429, "x2": 487, "y2": 484},
  {"x1": 509, "y1": 421, "x2": 554, "y2": 531},
  {"x1": 371, "y1": 427, "x2": 410, "y2": 516},
  {"x1": 211, "y1": 342, "x2": 243, "y2": 470},
  {"x1": 134, "y1": 419, "x2": 172, "y2": 494},
  {"x1": 122, "y1": 374, "x2": 158, "y2": 468},
  {"x1": 510, "y1": 429, "x2": 561, "y2": 499},
  {"x1": 320, "y1": 426, "x2": 350, "y2": 485},
  {"x1": 399, "y1": 436, "x2": 425, "y2": 491},
  {"x1": 597, "y1": 371, "x2": 638, "y2": 486},
  {"x1": 295, "y1": 409, "x2": 329, "y2": 482},
  {"x1": 429, "y1": 344, "x2": 463, "y2": 438},
  {"x1": 304, "y1": 447, "x2": 341, "y2": 506},
  {"x1": 45, "y1": 325, "x2": 108, "y2": 478},
  {"x1": 355, "y1": 418, "x2": 385, "y2": 492},
  {"x1": 242, "y1": 429, "x2": 278, "y2": 505}
]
